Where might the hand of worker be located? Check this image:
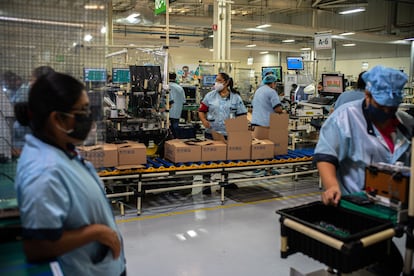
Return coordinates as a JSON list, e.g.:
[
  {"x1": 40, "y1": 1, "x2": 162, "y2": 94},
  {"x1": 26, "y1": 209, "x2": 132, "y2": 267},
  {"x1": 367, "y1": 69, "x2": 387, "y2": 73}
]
[
  {"x1": 201, "y1": 119, "x2": 210, "y2": 129},
  {"x1": 94, "y1": 224, "x2": 121, "y2": 259},
  {"x1": 321, "y1": 186, "x2": 341, "y2": 206}
]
